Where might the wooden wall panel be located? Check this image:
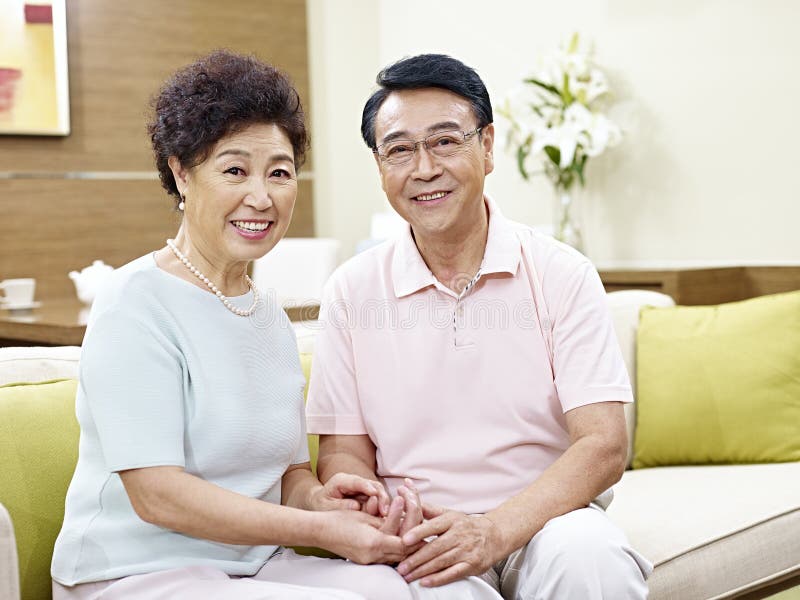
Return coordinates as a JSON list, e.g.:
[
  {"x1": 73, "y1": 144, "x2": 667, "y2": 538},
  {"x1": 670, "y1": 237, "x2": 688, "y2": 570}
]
[
  {"x1": 0, "y1": 0, "x2": 311, "y2": 171},
  {"x1": 0, "y1": 178, "x2": 313, "y2": 299}
]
